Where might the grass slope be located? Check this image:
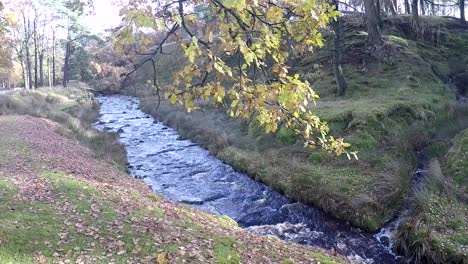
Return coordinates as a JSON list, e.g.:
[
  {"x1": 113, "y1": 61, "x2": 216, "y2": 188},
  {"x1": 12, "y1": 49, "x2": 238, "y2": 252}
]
[{"x1": 0, "y1": 88, "x2": 345, "y2": 263}]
